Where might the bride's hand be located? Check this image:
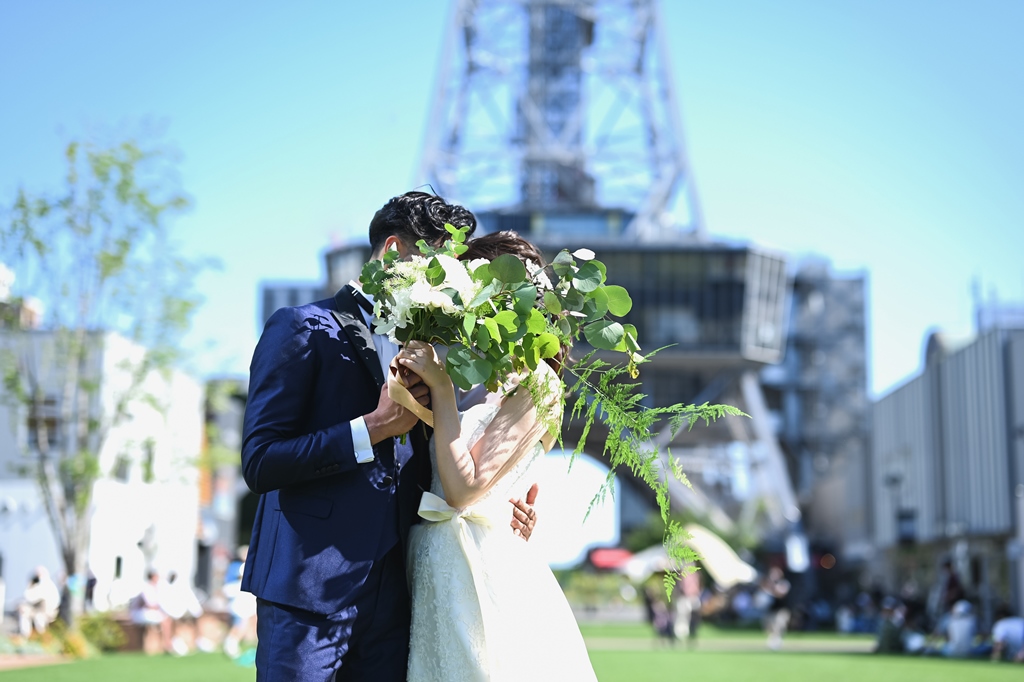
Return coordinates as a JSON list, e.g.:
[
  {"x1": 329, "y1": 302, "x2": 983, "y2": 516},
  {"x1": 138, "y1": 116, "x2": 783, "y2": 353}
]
[{"x1": 397, "y1": 341, "x2": 451, "y2": 392}]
